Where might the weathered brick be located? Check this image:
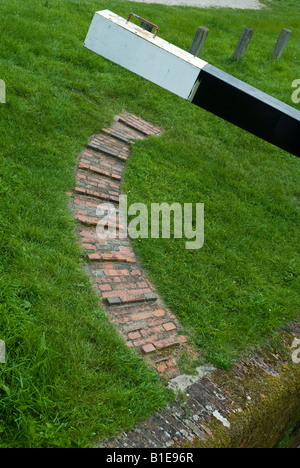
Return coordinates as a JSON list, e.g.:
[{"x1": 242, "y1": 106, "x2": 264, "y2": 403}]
[
  {"x1": 153, "y1": 336, "x2": 181, "y2": 350},
  {"x1": 130, "y1": 311, "x2": 154, "y2": 322},
  {"x1": 106, "y1": 297, "x2": 122, "y2": 305},
  {"x1": 163, "y1": 322, "x2": 177, "y2": 331},
  {"x1": 133, "y1": 336, "x2": 158, "y2": 347},
  {"x1": 88, "y1": 253, "x2": 101, "y2": 261},
  {"x1": 104, "y1": 269, "x2": 130, "y2": 276},
  {"x1": 131, "y1": 269, "x2": 142, "y2": 276},
  {"x1": 119, "y1": 246, "x2": 132, "y2": 252},
  {"x1": 99, "y1": 284, "x2": 112, "y2": 292},
  {"x1": 166, "y1": 358, "x2": 177, "y2": 368},
  {"x1": 144, "y1": 292, "x2": 157, "y2": 301},
  {"x1": 128, "y1": 331, "x2": 142, "y2": 340},
  {"x1": 153, "y1": 309, "x2": 165, "y2": 317},
  {"x1": 178, "y1": 335, "x2": 188, "y2": 344},
  {"x1": 141, "y1": 326, "x2": 164, "y2": 337},
  {"x1": 157, "y1": 363, "x2": 168, "y2": 373},
  {"x1": 117, "y1": 316, "x2": 130, "y2": 324},
  {"x1": 141, "y1": 344, "x2": 156, "y2": 354},
  {"x1": 75, "y1": 187, "x2": 86, "y2": 194},
  {"x1": 83, "y1": 243, "x2": 96, "y2": 250}
]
